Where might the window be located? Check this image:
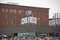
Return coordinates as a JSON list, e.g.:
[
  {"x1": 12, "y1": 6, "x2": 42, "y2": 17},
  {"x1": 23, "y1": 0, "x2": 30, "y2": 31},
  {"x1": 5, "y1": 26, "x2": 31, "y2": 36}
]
[
  {"x1": 5, "y1": 21, "x2": 8, "y2": 24},
  {"x1": 14, "y1": 10, "x2": 17, "y2": 13},
  {"x1": 9, "y1": 9, "x2": 17, "y2": 13},
  {"x1": 2, "y1": 21, "x2": 8, "y2": 24},
  {"x1": 41, "y1": 13, "x2": 47, "y2": 16},
  {"x1": 2, "y1": 14, "x2": 8, "y2": 20},
  {"x1": 10, "y1": 15, "x2": 16, "y2": 20},
  {"x1": 9, "y1": 9, "x2": 13, "y2": 13},
  {"x1": 2, "y1": 9, "x2": 5, "y2": 12},
  {"x1": 10, "y1": 21, "x2": 16, "y2": 24},
  {"x1": 33, "y1": 11, "x2": 39, "y2": 15},
  {"x1": 10, "y1": 21, "x2": 13, "y2": 24},
  {"x1": 21, "y1": 10, "x2": 25, "y2": 14},
  {"x1": 2, "y1": 9, "x2": 8, "y2": 13},
  {"x1": 5, "y1": 9, "x2": 8, "y2": 13},
  {"x1": 18, "y1": 10, "x2": 21, "y2": 14},
  {"x1": 35, "y1": 12, "x2": 39, "y2": 15},
  {"x1": 39, "y1": 12, "x2": 40, "y2": 15},
  {"x1": 18, "y1": 10, "x2": 25, "y2": 14}
]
